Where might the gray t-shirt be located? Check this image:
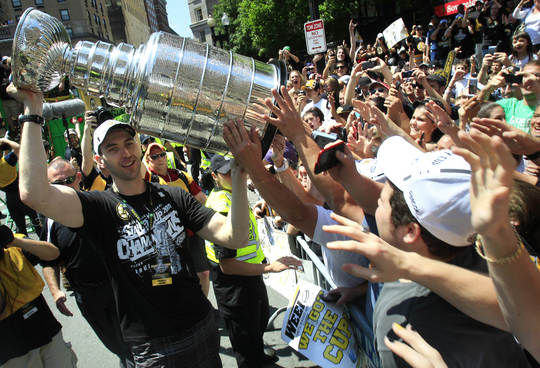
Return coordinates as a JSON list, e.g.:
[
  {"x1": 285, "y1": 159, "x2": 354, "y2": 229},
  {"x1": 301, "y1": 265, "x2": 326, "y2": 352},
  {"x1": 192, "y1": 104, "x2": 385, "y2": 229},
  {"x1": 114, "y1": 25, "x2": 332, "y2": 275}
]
[{"x1": 373, "y1": 248, "x2": 531, "y2": 368}]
